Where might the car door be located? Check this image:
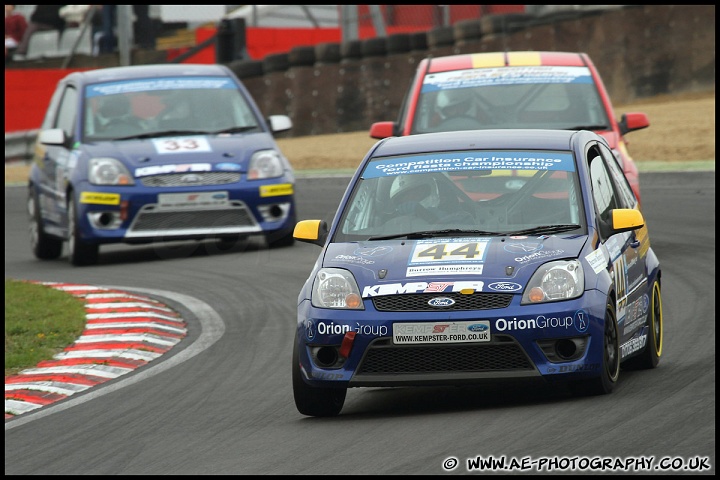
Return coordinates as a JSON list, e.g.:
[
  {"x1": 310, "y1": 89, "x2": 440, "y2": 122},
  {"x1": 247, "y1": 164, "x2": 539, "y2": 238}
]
[
  {"x1": 36, "y1": 81, "x2": 79, "y2": 233},
  {"x1": 587, "y1": 142, "x2": 649, "y2": 351}
]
